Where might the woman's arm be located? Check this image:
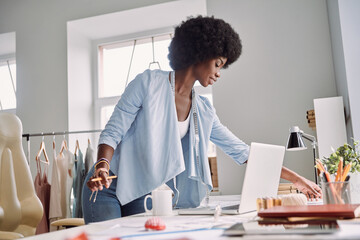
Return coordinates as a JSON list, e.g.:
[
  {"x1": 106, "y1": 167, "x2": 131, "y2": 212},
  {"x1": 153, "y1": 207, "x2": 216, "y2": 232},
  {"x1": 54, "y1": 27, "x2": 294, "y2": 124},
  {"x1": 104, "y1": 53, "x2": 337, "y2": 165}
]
[
  {"x1": 281, "y1": 166, "x2": 322, "y2": 200},
  {"x1": 210, "y1": 113, "x2": 249, "y2": 165},
  {"x1": 207, "y1": 100, "x2": 321, "y2": 200}
]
